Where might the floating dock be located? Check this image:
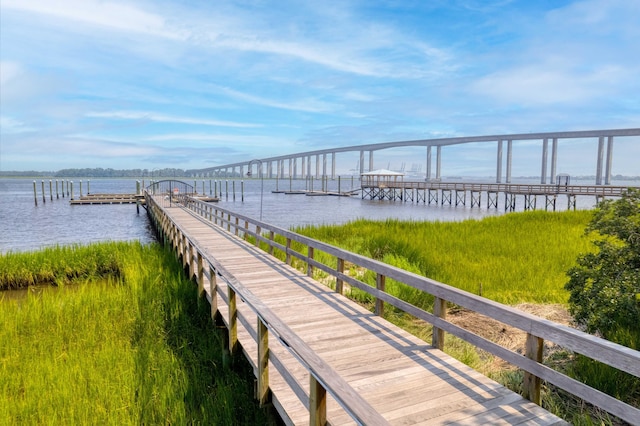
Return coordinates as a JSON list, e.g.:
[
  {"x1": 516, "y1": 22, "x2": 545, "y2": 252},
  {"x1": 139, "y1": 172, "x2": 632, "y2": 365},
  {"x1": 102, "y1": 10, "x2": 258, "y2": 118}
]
[
  {"x1": 70, "y1": 193, "x2": 219, "y2": 205},
  {"x1": 69, "y1": 193, "x2": 145, "y2": 205}
]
